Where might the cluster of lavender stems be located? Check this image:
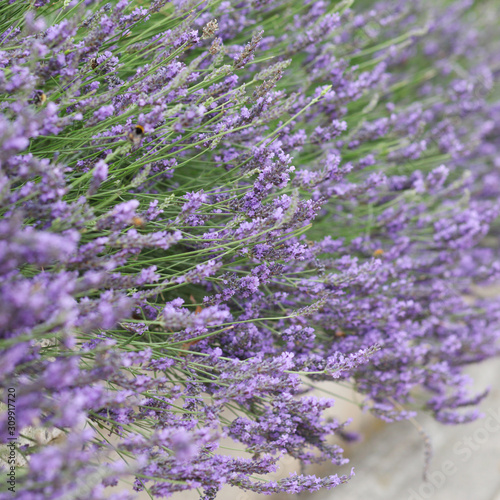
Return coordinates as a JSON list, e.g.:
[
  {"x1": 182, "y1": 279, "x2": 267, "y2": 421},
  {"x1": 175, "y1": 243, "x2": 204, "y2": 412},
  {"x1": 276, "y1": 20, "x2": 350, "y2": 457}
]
[{"x1": 1, "y1": 0, "x2": 500, "y2": 498}]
